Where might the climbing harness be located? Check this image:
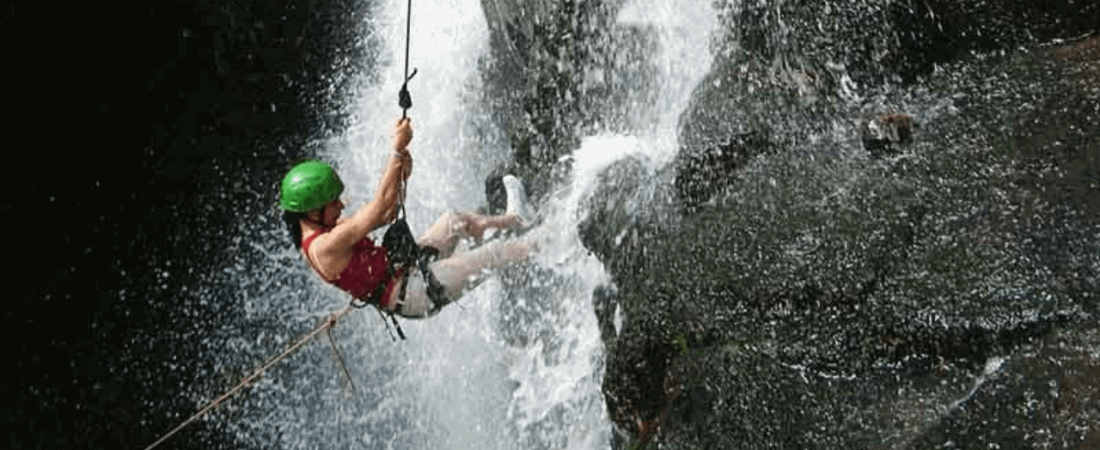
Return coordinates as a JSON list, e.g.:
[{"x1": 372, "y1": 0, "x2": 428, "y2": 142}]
[
  {"x1": 381, "y1": 217, "x2": 447, "y2": 310},
  {"x1": 146, "y1": 2, "x2": 431, "y2": 446},
  {"x1": 360, "y1": 0, "x2": 449, "y2": 336},
  {"x1": 365, "y1": 195, "x2": 448, "y2": 341}
]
